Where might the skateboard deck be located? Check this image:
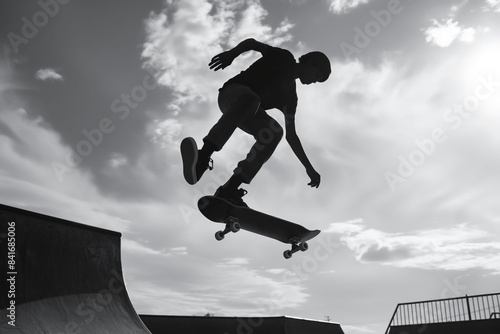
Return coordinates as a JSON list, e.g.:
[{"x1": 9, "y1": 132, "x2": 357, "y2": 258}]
[{"x1": 198, "y1": 196, "x2": 321, "y2": 259}]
